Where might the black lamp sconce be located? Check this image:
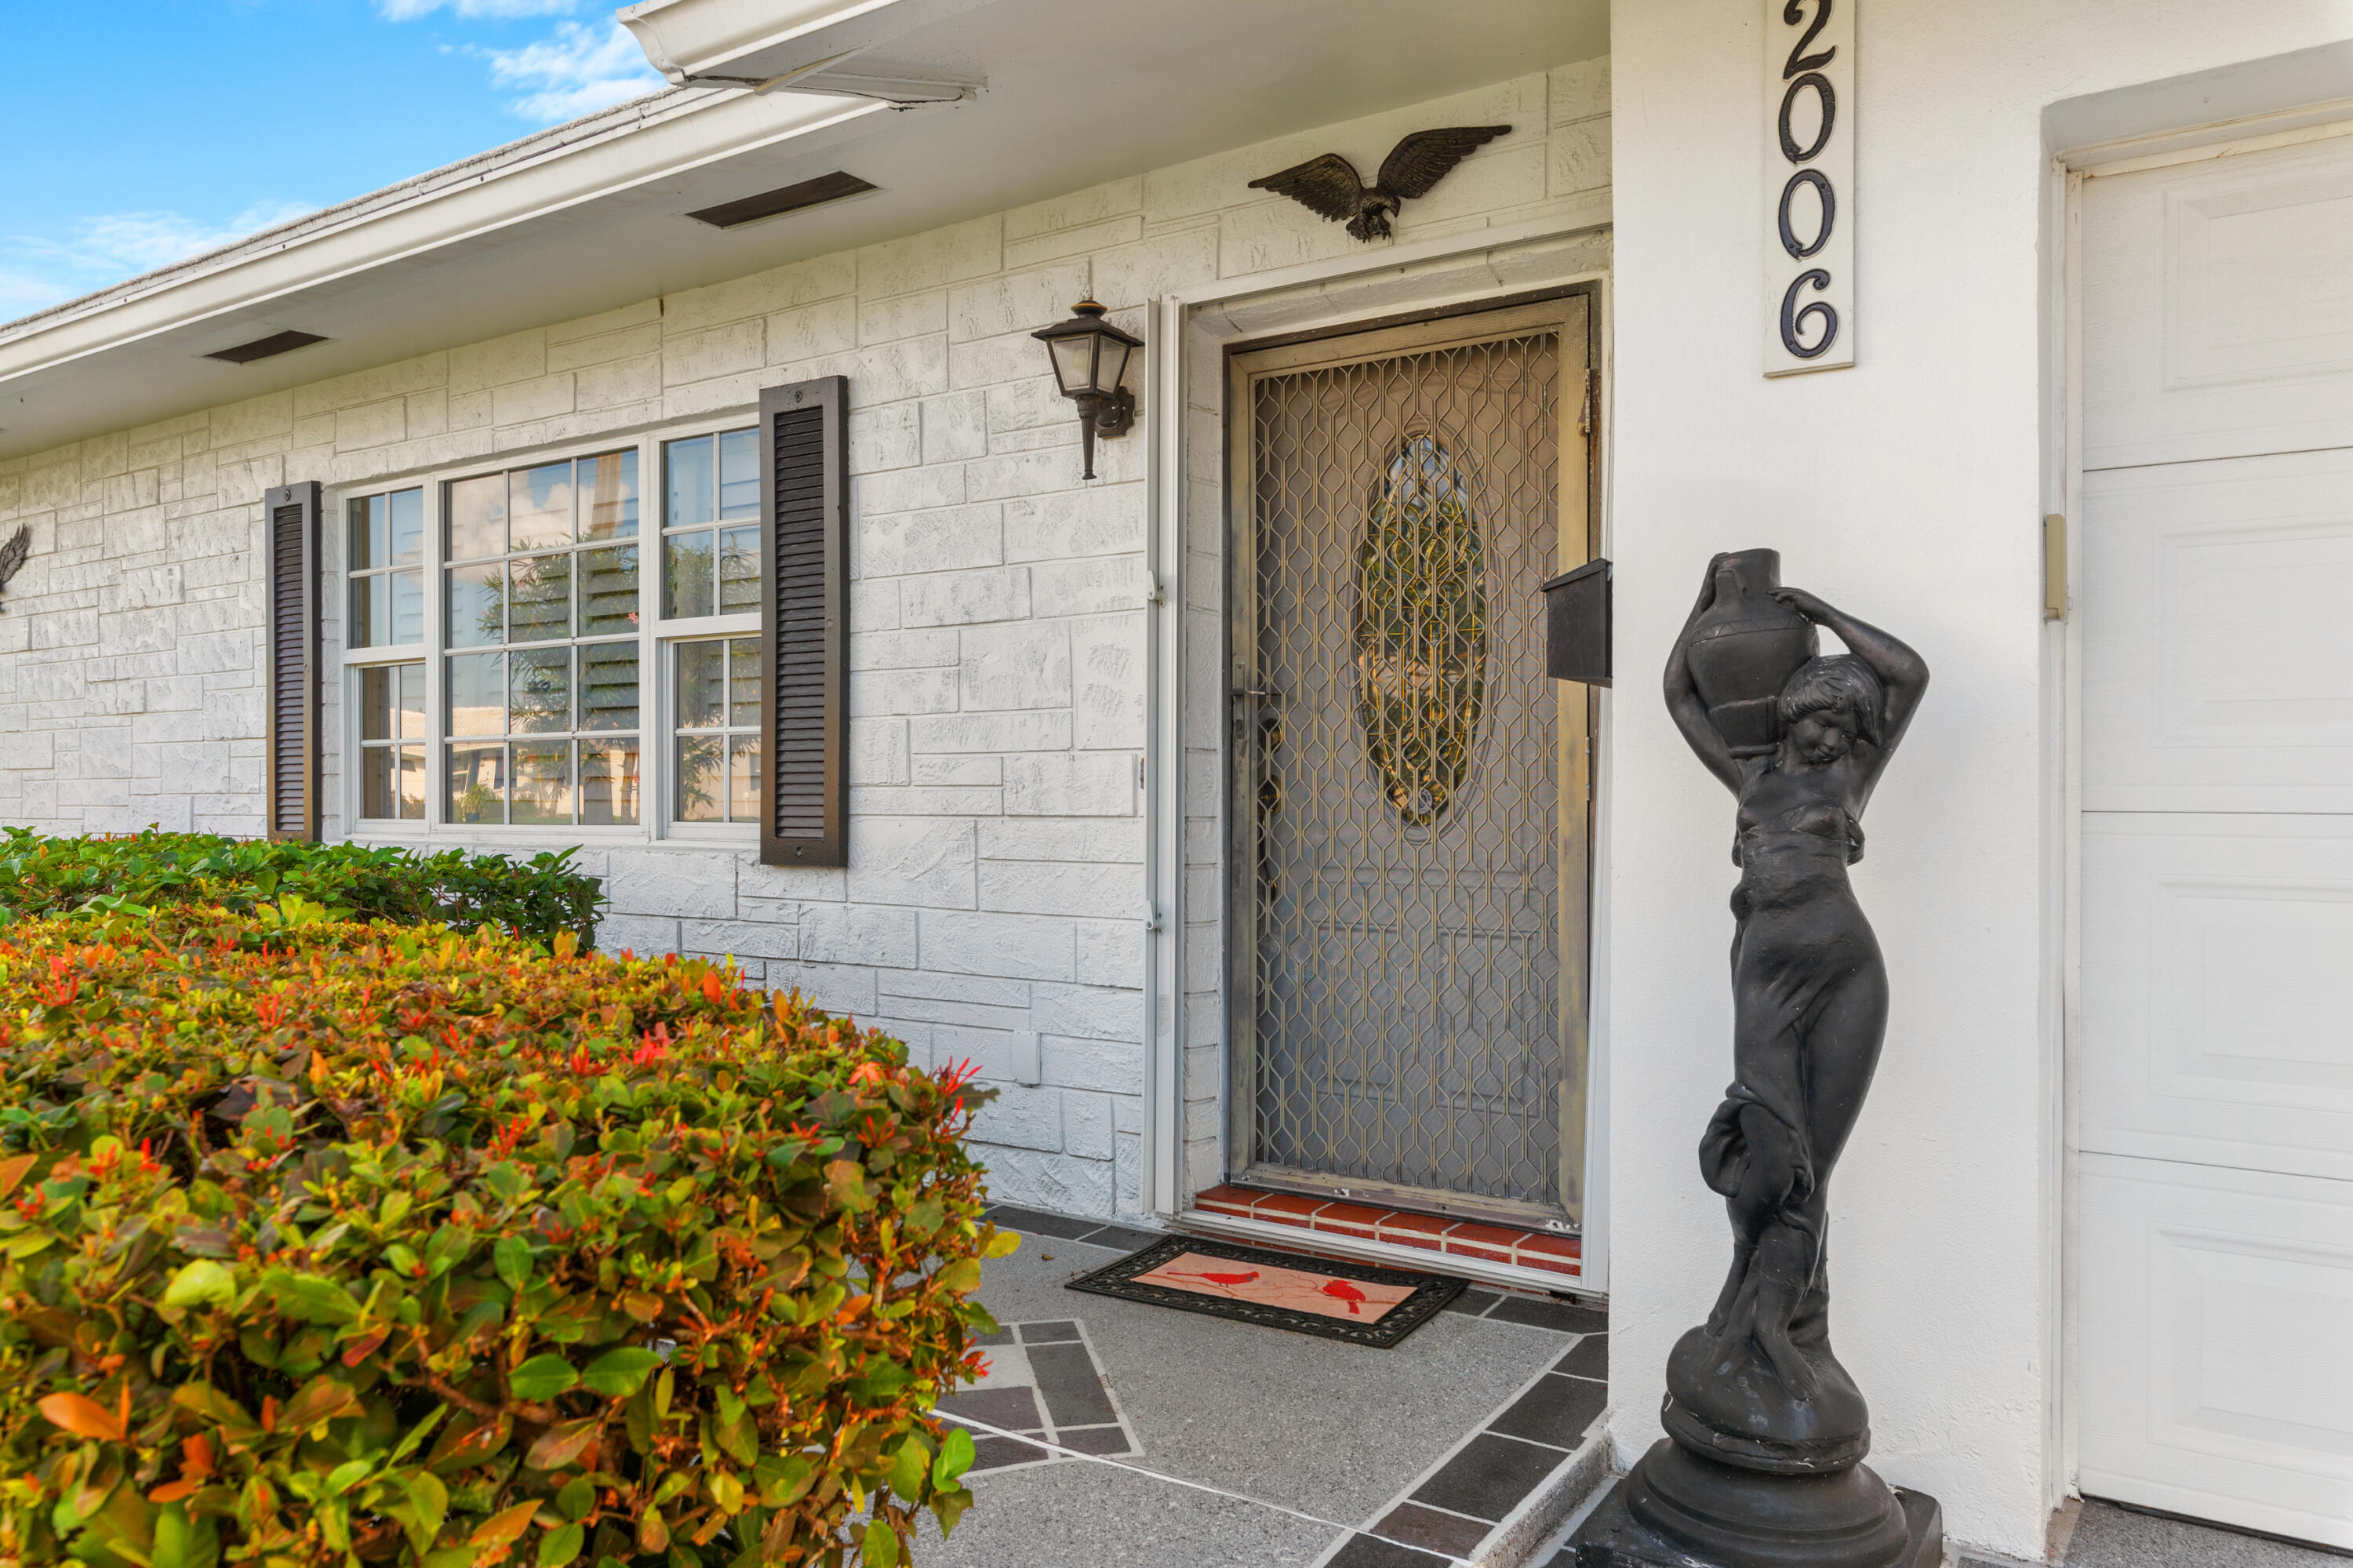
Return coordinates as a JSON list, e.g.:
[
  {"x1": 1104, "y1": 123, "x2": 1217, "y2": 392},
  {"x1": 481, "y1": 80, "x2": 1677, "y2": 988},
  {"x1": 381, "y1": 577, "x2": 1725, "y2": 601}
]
[{"x1": 1032, "y1": 300, "x2": 1142, "y2": 480}]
